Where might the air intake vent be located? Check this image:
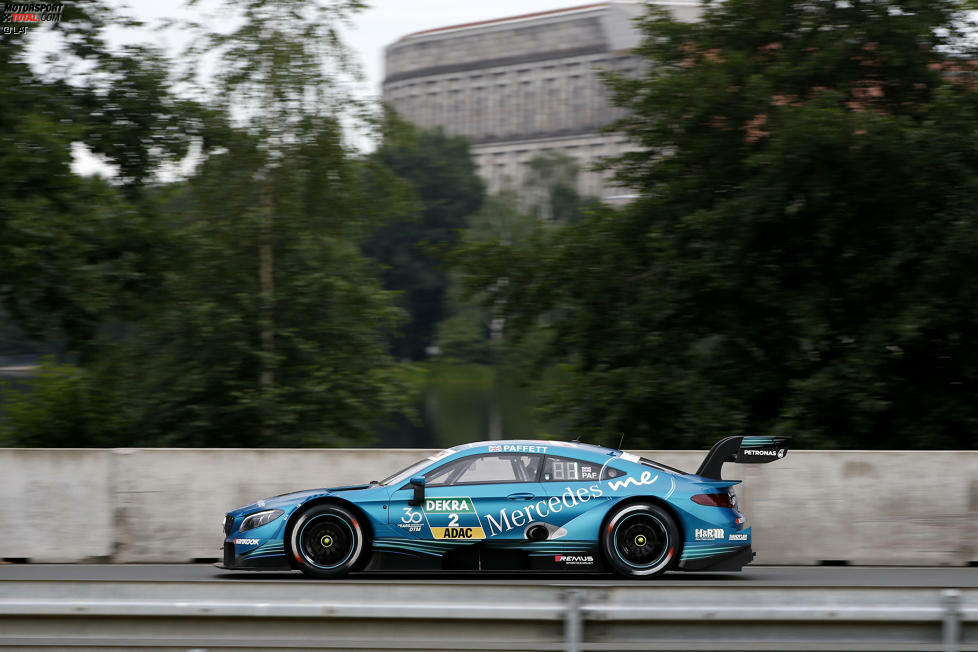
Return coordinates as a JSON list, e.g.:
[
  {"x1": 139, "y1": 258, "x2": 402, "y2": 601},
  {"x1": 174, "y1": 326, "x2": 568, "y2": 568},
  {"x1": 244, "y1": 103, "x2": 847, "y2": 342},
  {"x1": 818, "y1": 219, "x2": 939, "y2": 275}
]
[{"x1": 525, "y1": 523, "x2": 549, "y2": 541}]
